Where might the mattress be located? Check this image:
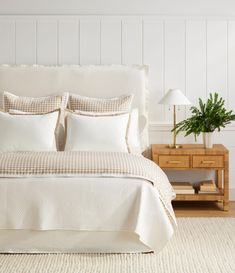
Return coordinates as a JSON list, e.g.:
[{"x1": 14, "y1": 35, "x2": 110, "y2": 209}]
[{"x1": 0, "y1": 177, "x2": 174, "y2": 253}]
